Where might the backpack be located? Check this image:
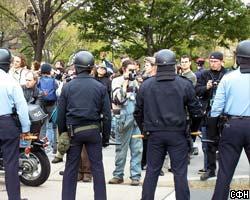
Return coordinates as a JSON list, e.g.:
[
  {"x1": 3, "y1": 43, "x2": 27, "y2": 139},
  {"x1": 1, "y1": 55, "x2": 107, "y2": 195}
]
[{"x1": 38, "y1": 76, "x2": 57, "y2": 102}]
